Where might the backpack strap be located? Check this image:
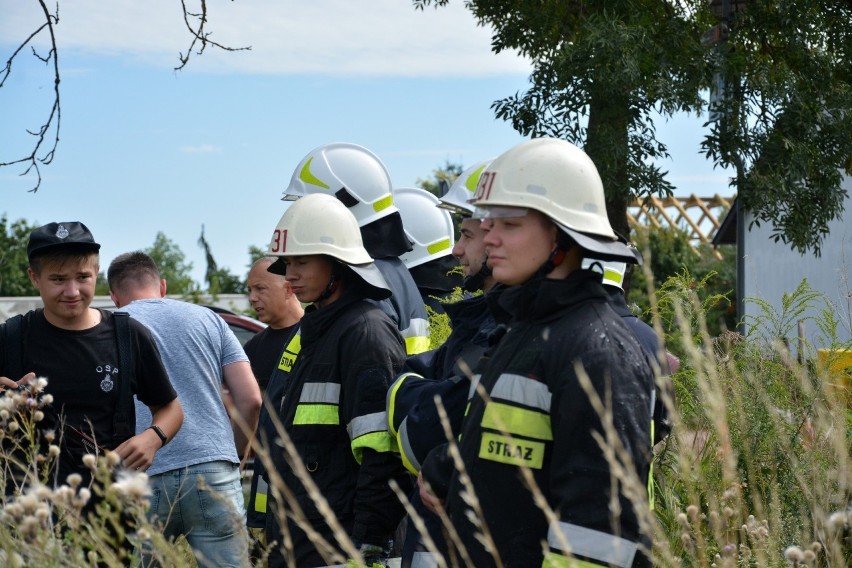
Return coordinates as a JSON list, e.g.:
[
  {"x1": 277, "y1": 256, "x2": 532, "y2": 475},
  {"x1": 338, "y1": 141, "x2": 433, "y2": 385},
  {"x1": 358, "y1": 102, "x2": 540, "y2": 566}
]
[
  {"x1": 2, "y1": 314, "x2": 25, "y2": 382},
  {"x1": 112, "y1": 312, "x2": 136, "y2": 441}
]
